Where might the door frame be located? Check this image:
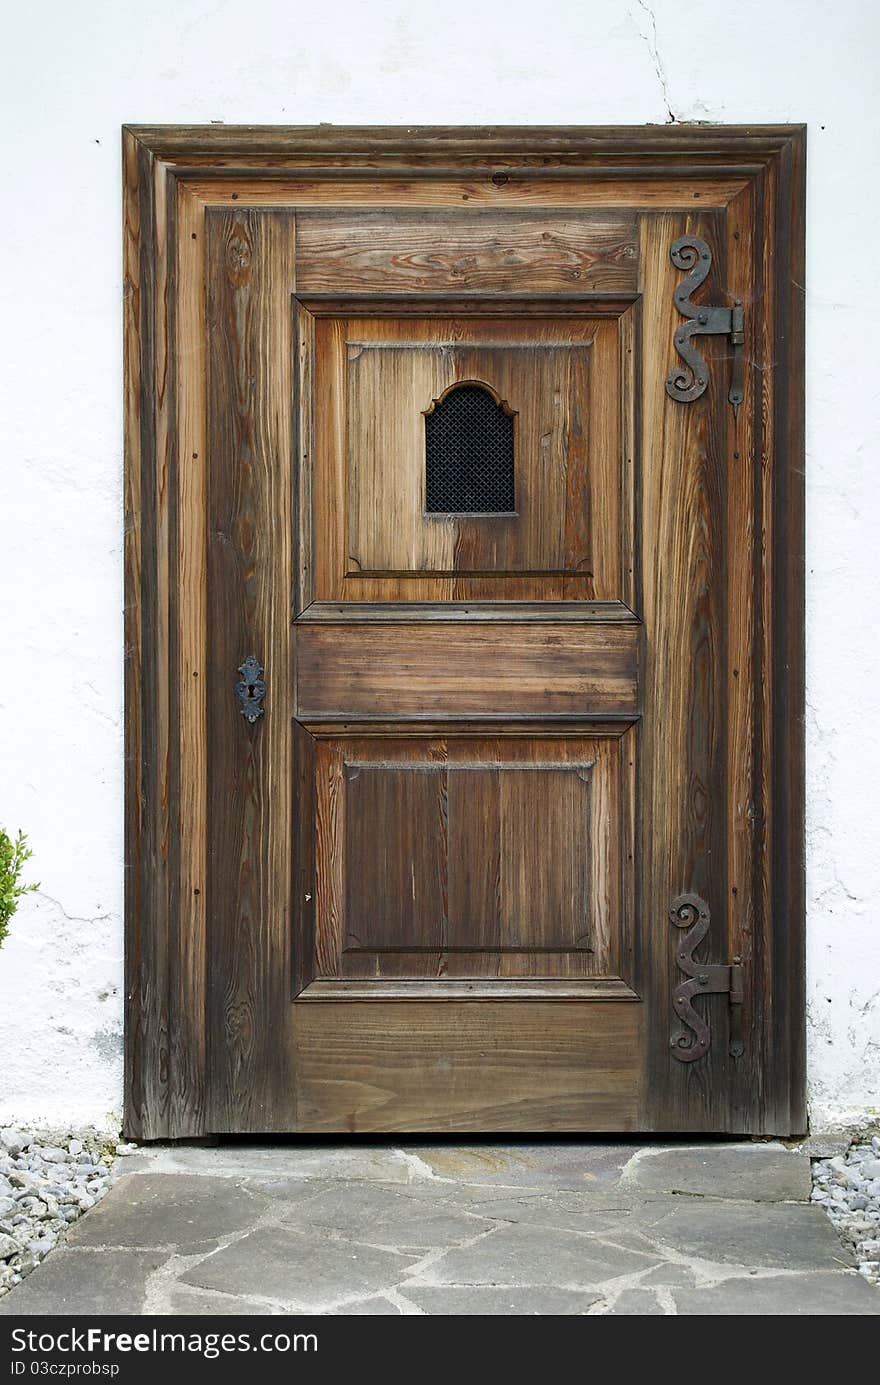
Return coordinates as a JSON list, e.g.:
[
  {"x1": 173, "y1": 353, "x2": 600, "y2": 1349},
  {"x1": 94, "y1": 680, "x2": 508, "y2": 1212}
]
[{"x1": 122, "y1": 124, "x2": 806, "y2": 1138}]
